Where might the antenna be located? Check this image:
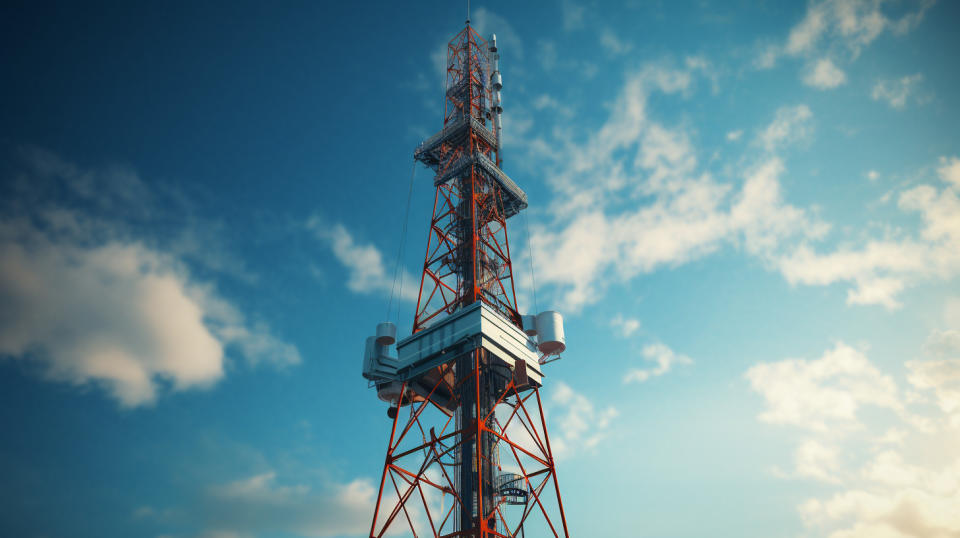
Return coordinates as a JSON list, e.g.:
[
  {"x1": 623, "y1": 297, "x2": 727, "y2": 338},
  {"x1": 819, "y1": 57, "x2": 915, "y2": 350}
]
[{"x1": 466, "y1": 0, "x2": 471, "y2": 25}]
